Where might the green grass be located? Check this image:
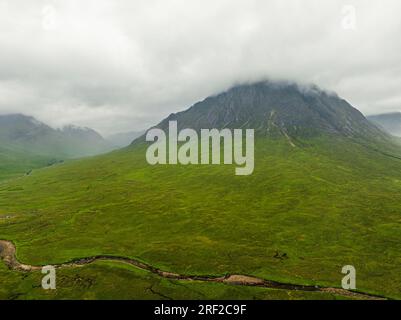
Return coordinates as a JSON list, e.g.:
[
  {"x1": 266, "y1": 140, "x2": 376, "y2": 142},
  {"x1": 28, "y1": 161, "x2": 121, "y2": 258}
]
[
  {"x1": 1, "y1": 134, "x2": 401, "y2": 299},
  {"x1": 0, "y1": 144, "x2": 57, "y2": 181},
  {"x1": 0, "y1": 261, "x2": 351, "y2": 300}
]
